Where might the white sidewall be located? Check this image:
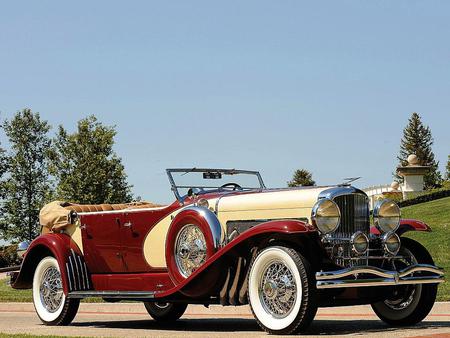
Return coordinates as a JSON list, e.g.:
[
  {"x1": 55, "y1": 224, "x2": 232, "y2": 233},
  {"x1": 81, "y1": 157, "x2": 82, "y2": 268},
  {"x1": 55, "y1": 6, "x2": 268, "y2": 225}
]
[
  {"x1": 33, "y1": 257, "x2": 65, "y2": 323},
  {"x1": 248, "y1": 247, "x2": 303, "y2": 331}
]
